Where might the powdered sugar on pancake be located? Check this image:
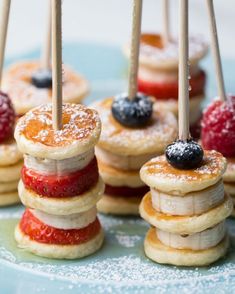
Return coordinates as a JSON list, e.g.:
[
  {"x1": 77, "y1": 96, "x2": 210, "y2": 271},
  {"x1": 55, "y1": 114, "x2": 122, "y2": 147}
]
[
  {"x1": 91, "y1": 98, "x2": 177, "y2": 156},
  {"x1": 15, "y1": 103, "x2": 101, "y2": 148},
  {"x1": 140, "y1": 35, "x2": 208, "y2": 65}
]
